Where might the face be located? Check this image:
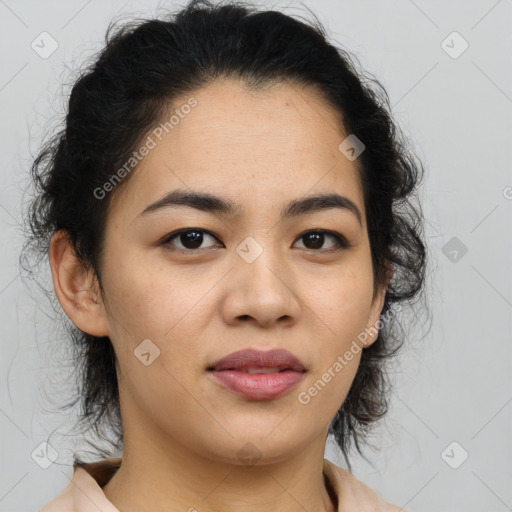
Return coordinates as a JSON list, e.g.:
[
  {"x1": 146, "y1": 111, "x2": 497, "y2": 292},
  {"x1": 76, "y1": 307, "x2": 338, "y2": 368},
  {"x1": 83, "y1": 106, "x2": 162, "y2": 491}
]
[{"x1": 70, "y1": 78, "x2": 386, "y2": 465}]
